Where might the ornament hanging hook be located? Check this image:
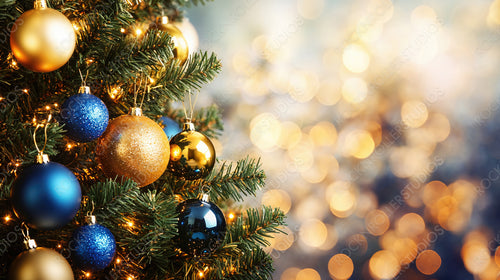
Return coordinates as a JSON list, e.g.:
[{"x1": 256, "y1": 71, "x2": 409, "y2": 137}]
[
  {"x1": 78, "y1": 69, "x2": 89, "y2": 87},
  {"x1": 33, "y1": 113, "x2": 52, "y2": 162},
  {"x1": 21, "y1": 222, "x2": 38, "y2": 249},
  {"x1": 182, "y1": 90, "x2": 199, "y2": 122}
]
